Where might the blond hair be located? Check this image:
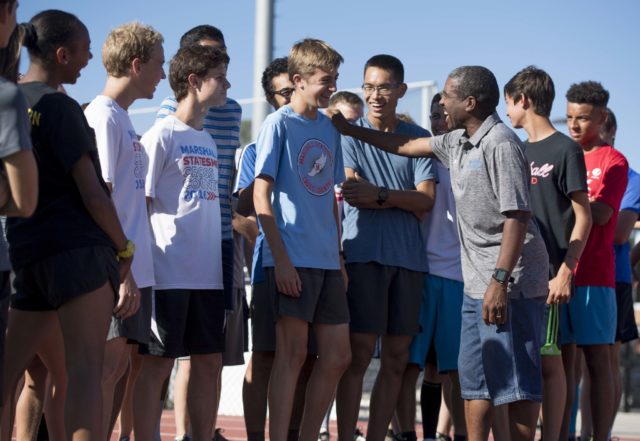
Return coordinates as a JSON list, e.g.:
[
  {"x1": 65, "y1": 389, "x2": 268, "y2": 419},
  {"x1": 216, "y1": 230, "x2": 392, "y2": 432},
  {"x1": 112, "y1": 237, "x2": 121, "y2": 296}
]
[
  {"x1": 288, "y1": 38, "x2": 343, "y2": 81},
  {"x1": 102, "y1": 22, "x2": 163, "y2": 77}
]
